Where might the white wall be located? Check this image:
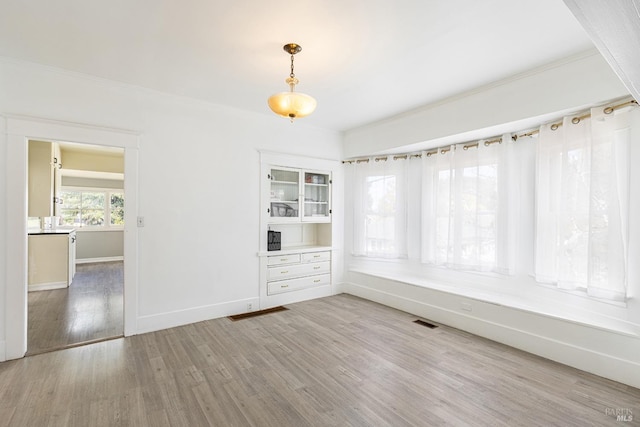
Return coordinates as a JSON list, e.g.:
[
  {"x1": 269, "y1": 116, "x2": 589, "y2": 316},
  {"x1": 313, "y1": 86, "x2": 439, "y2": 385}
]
[
  {"x1": 75, "y1": 230, "x2": 124, "y2": 261},
  {"x1": 62, "y1": 149, "x2": 124, "y2": 174},
  {"x1": 0, "y1": 116, "x2": 6, "y2": 359},
  {"x1": 61, "y1": 176, "x2": 124, "y2": 189},
  {"x1": 0, "y1": 57, "x2": 343, "y2": 354},
  {"x1": 343, "y1": 50, "x2": 629, "y2": 157},
  {"x1": 340, "y1": 51, "x2": 640, "y2": 388}
]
